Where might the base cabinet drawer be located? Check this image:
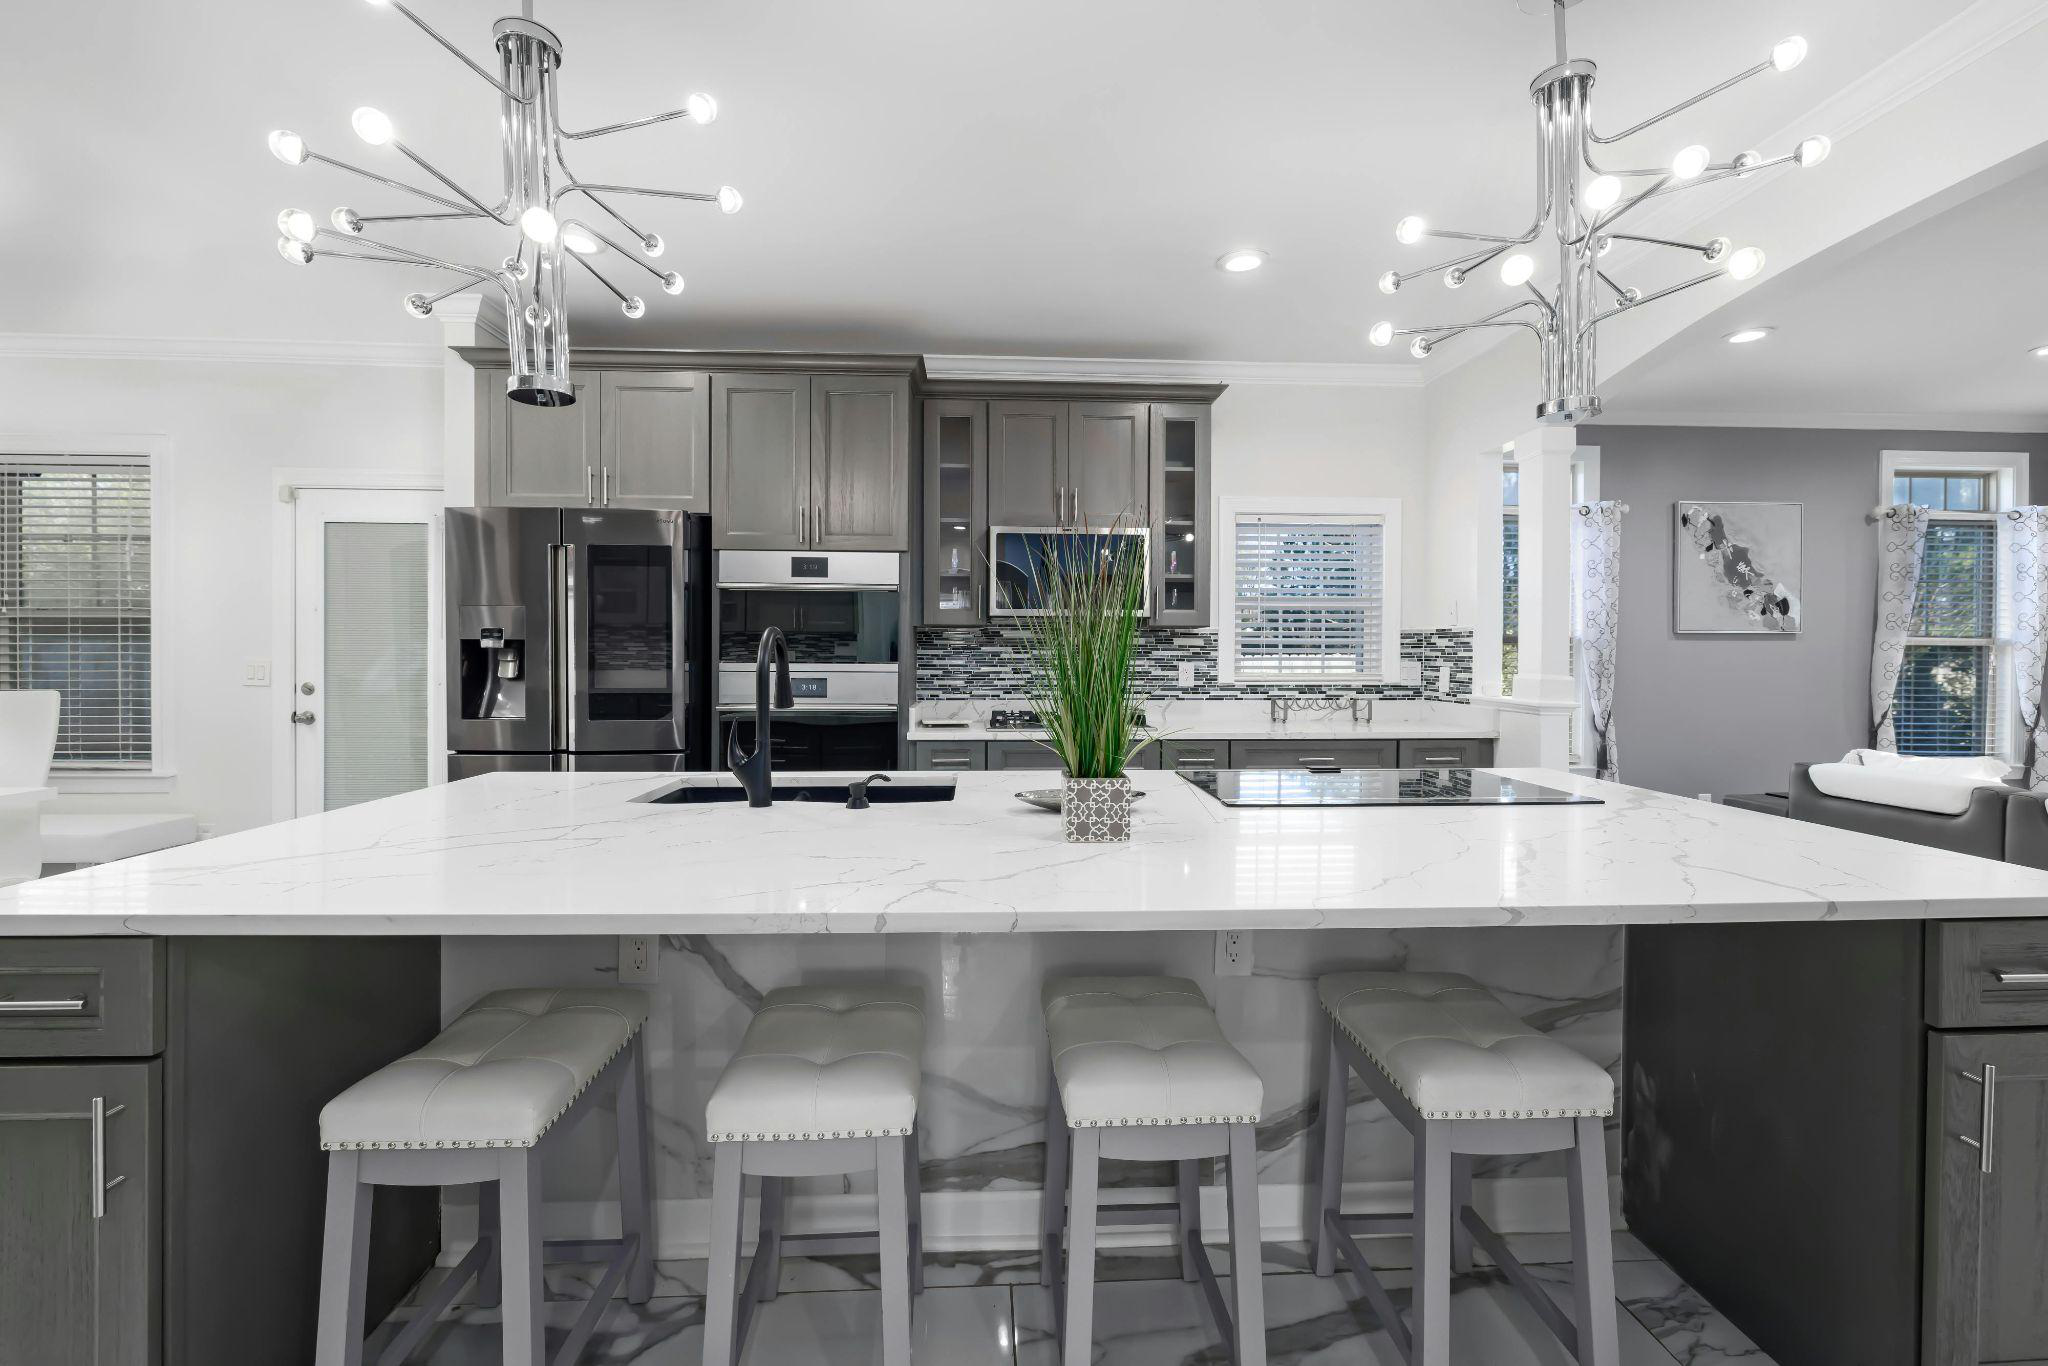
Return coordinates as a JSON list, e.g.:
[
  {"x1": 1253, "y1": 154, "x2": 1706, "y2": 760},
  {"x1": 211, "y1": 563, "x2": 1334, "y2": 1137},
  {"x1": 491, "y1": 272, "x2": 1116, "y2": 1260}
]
[
  {"x1": 988, "y1": 740, "x2": 1064, "y2": 771},
  {"x1": 911, "y1": 741, "x2": 986, "y2": 771},
  {"x1": 1927, "y1": 920, "x2": 2048, "y2": 1028},
  {"x1": 1159, "y1": 740, "x2": 1228, "y2": 771},
  {"x1": 1397, "y1": 738, "x2": 1496, "y2": 768},
  {"x1": 1229, "y1": 739, "x2": 1398, "y2": 770},
  {"x1": 0, "y1": 939, "x2": 164, "y2": 1059}
]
